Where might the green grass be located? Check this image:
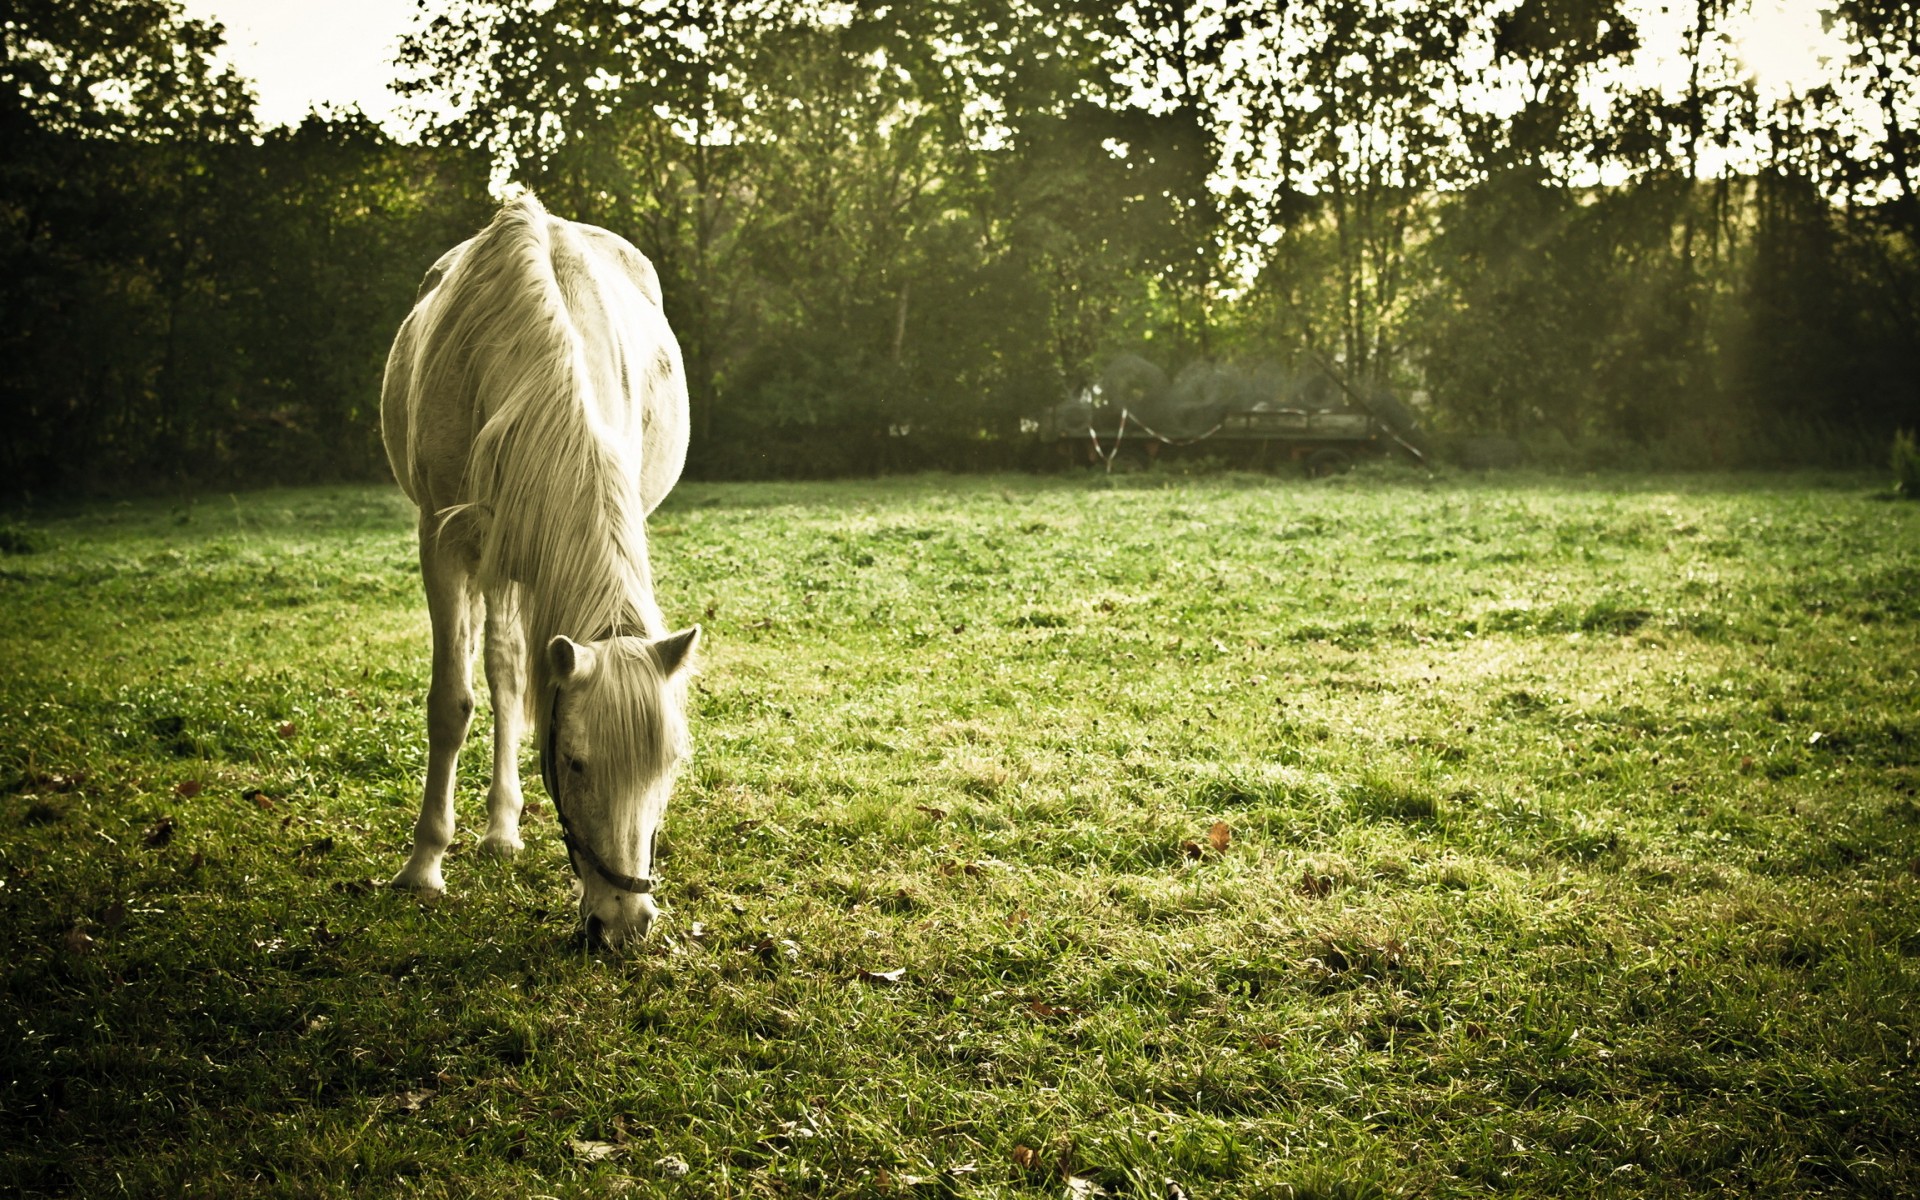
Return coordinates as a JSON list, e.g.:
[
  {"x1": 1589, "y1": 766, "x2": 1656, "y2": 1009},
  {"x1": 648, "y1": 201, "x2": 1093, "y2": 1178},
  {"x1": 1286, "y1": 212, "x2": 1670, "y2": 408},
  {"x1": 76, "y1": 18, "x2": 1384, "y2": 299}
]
[{"x1": 2, "y1": 469, "x2": 1917, "y2": 1198}]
